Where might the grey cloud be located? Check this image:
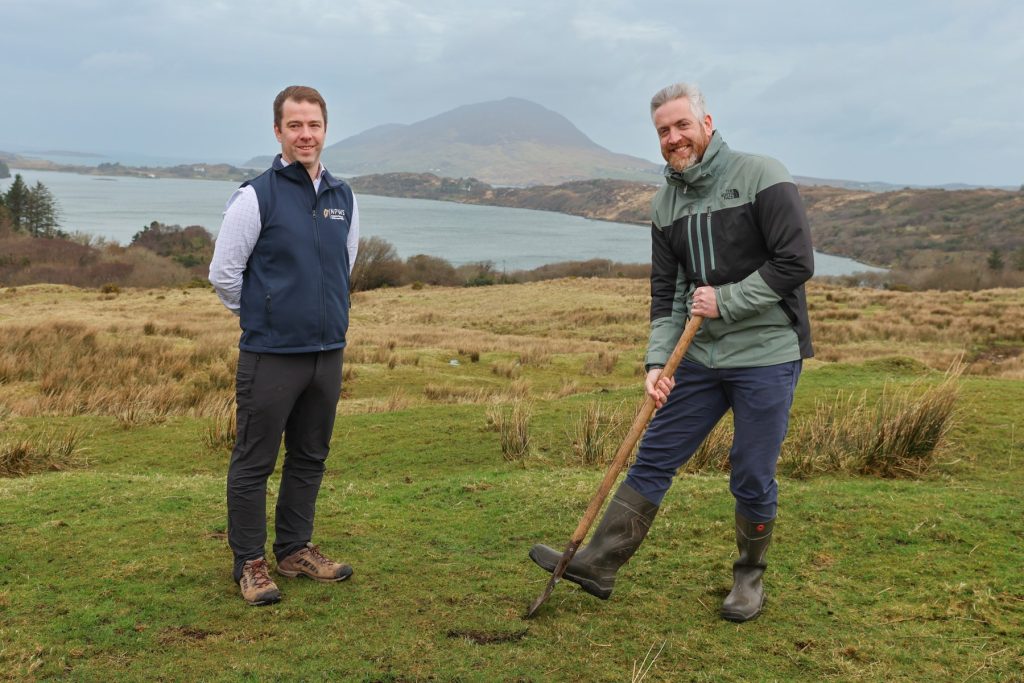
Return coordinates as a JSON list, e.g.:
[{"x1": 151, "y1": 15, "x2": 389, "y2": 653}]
[{"x1": 0, "y1": 0, "x2": 1020, "y2": 185}]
